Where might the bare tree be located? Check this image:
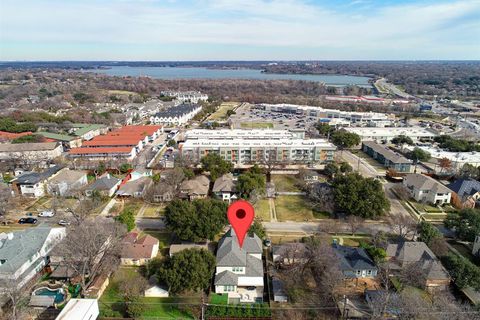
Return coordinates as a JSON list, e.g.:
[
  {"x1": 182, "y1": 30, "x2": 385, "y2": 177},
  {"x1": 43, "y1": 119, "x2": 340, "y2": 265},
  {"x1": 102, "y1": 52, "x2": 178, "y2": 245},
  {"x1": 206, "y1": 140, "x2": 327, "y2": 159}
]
[
  {"x1": 345, "y1": 215, "x2": 364, "y2": 235},
  {"x1": 1, "y1": 279, "x2": 29, "y2": 320},
  {"x1": 306, "y1": 182, "x2": 335, "y2": 214},
  {"x1": 163, "y1": 167, "x2": 186, "y2": 192},
  {"x1": 68, "y1": 194, "x2": 104, "y2": 224},
  {"x1": 387, "y1": 214, "x2": 417, "y2": 240},
  {"x1": 398, "y1": 261, "x2": 427, "y2": 289},
  {"x1": 55, "y1": 218, "x2": 126, "y2": 293},
  {"x1": 0, "y1": 182, "x2": 13, "y2": 217},
  {"x1": 392, "y1": 184, "x2": 411, "y2": 201}
]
